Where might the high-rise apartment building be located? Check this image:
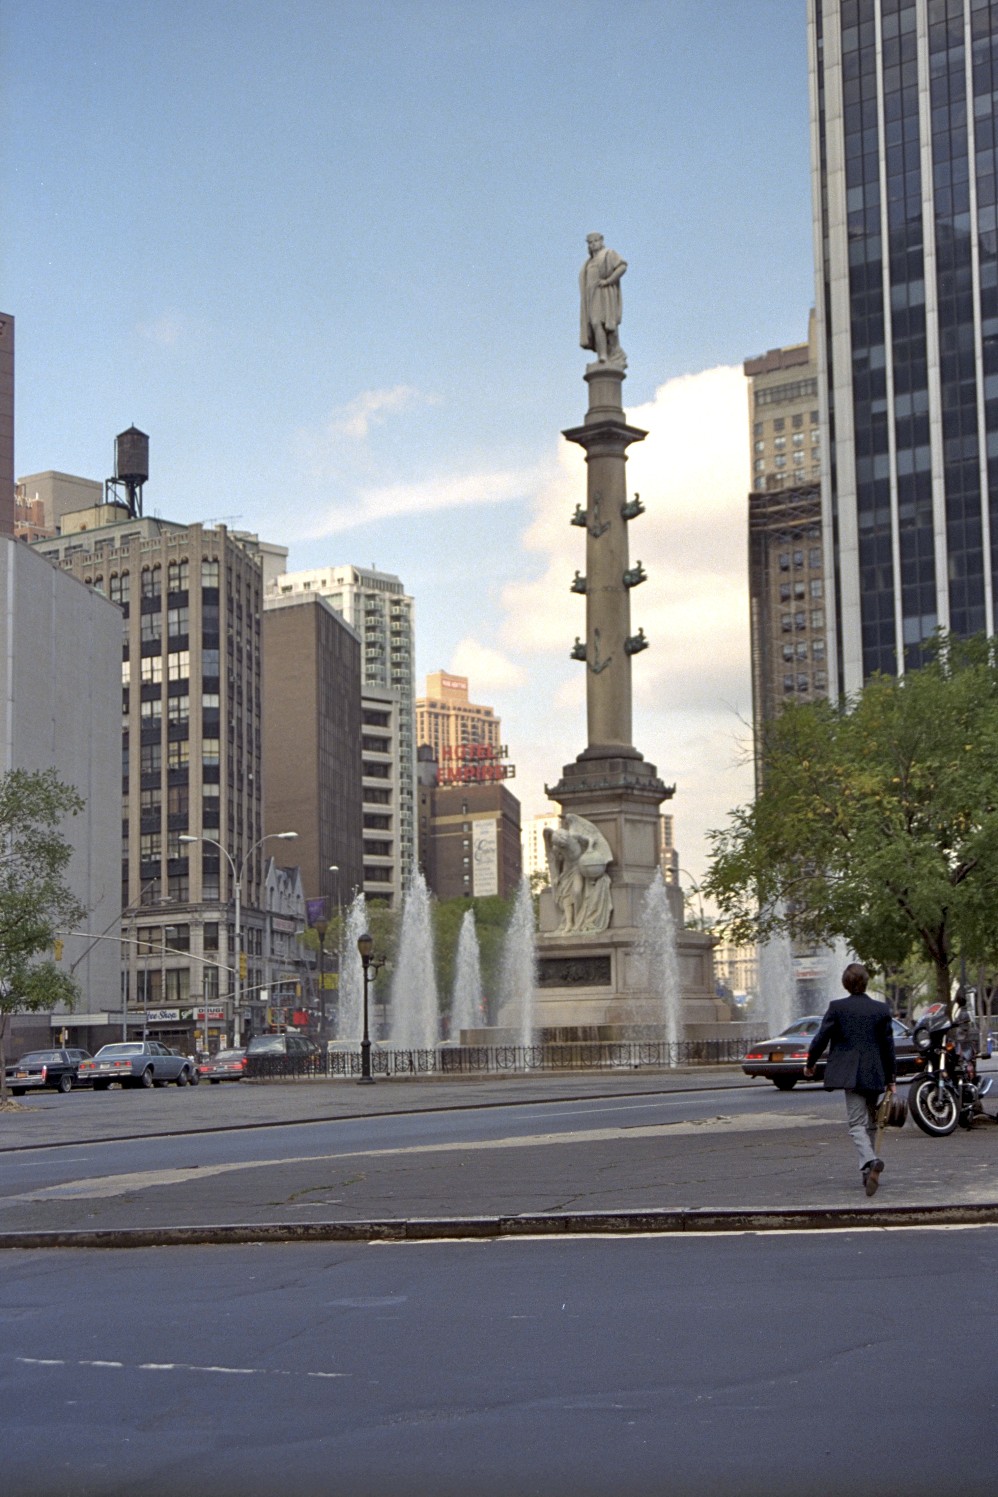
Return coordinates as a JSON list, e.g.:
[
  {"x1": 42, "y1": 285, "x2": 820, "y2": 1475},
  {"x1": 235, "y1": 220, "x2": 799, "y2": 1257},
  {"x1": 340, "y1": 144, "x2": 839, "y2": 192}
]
[
  {"x1": 266, "y1": 564, "x2": 416, "y2": 895},
  {"x1": 415, "y1": 672, "x2": 501, "y2": 760},
  {"x1": 33, "y1": 507, "x2": 269, "y2": 1051},
  {"x1": 810, "y1": 0, "x2": 998, "y2": 696},
  {"x1": 745, "y1": 318, "x2": 828, "y2": 776}
]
